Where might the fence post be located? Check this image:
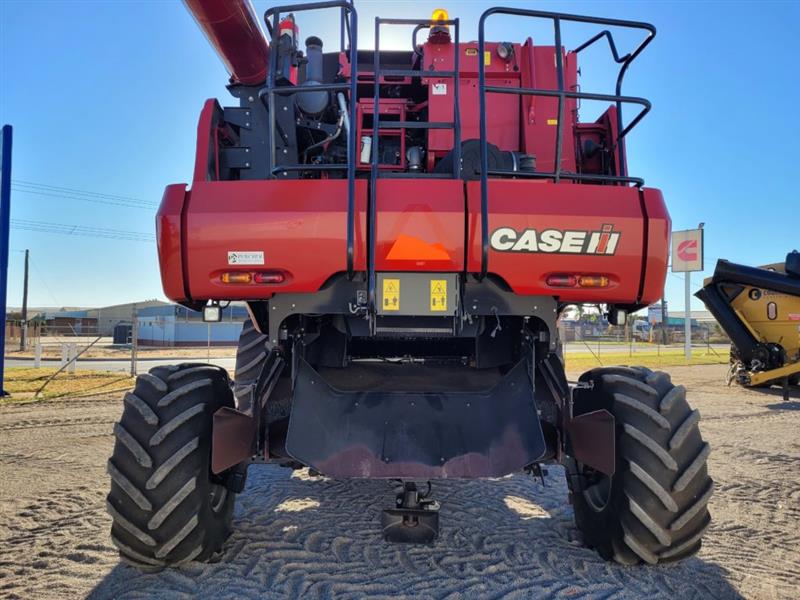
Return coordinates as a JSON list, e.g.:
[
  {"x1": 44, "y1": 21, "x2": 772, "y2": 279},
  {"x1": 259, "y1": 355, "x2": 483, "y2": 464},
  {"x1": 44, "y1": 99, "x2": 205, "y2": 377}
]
[
  {"x1": 67, "y1": 344, "x2": 77, "y2": 374},
  {"x1": 34, "y1": 342, "x2": 41, "y2": 368},
  {"x1": 130, "y1": 305, "x2": 138, "y2": 377},
  {"x1": 60, "y1": 344, "x2": 68, "y2": 367}
]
